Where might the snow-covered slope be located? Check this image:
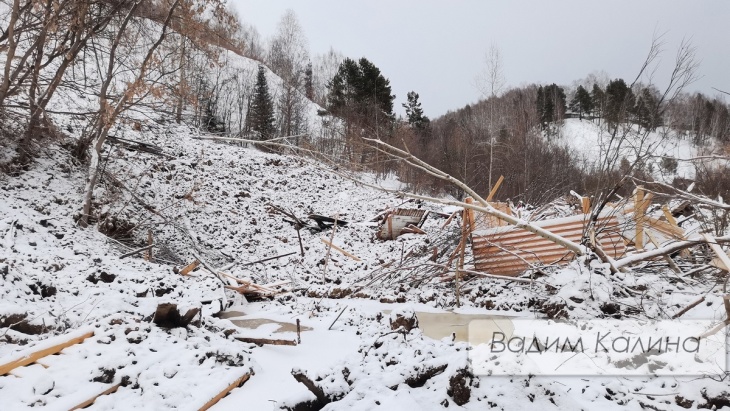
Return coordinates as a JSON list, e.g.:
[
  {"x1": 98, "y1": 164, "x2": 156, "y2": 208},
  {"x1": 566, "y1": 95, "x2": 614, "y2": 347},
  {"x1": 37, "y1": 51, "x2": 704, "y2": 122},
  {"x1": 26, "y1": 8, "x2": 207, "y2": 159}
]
[{"x1": 555, "y1": 118, "x2": 727, "y2": 182}]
